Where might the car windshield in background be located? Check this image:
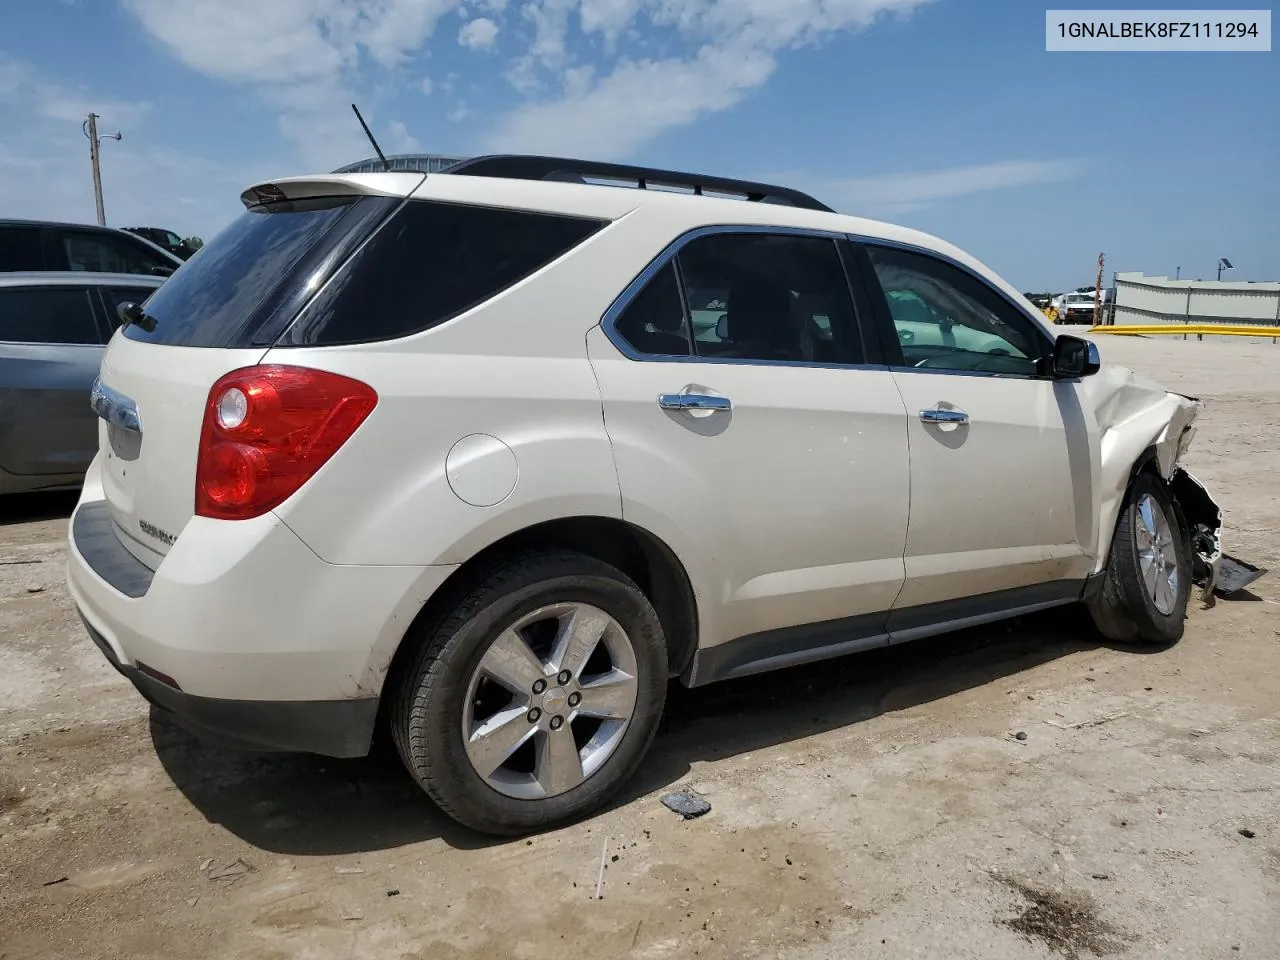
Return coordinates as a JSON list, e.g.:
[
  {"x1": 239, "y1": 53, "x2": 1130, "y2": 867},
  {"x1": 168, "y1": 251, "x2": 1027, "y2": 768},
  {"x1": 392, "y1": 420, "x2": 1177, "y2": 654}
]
[{"x1": 122, "y1": 196, "x2": 361, "y2": 347}]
